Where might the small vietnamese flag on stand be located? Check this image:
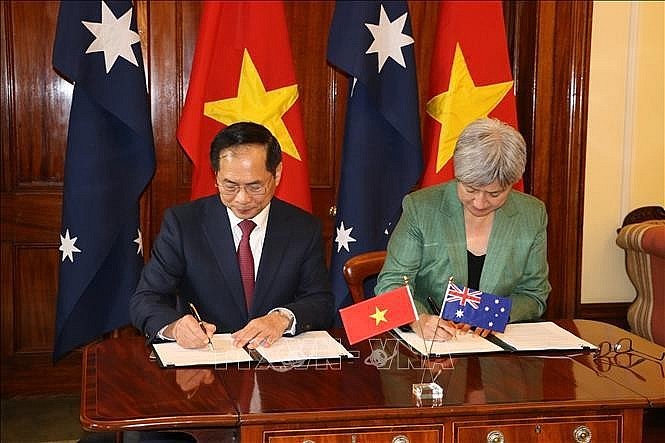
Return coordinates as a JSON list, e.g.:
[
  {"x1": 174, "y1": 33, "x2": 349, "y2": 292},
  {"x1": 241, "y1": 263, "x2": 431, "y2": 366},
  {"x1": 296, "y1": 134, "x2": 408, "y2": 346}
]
[{"x1": 340, "y1": 286, "x2": 418, "y2": 345}]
